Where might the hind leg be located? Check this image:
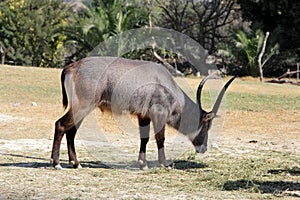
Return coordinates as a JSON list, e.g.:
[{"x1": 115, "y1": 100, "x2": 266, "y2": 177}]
[
  {"x1": 66, "y1": 120, "x2": 83, "y2": 168},
  {"x1": 51, "y1": 103, "x2": 92, "y2": 170},
  {"x1": 51, "y1": 110, "x2": 75, "y2": 170}
]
